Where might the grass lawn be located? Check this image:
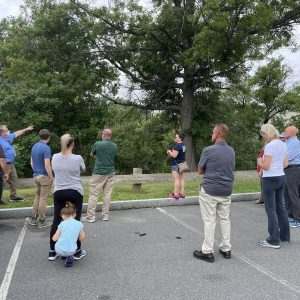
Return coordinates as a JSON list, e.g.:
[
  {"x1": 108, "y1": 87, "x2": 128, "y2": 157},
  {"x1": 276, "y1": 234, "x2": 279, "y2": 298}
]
[{"x1": 0, "y1": 178, "x2": 260, "y2": 209}]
